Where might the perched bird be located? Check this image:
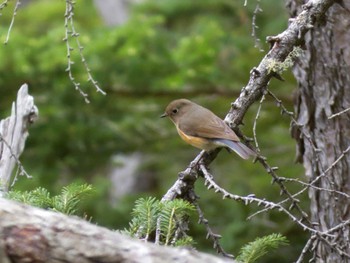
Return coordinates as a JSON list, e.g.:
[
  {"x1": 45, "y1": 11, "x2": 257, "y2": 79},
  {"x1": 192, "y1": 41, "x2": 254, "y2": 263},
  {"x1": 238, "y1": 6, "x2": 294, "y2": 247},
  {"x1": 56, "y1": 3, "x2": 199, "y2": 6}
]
[{"x1": 161, "y1": 99, "x2": 255, "y2": 159}]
